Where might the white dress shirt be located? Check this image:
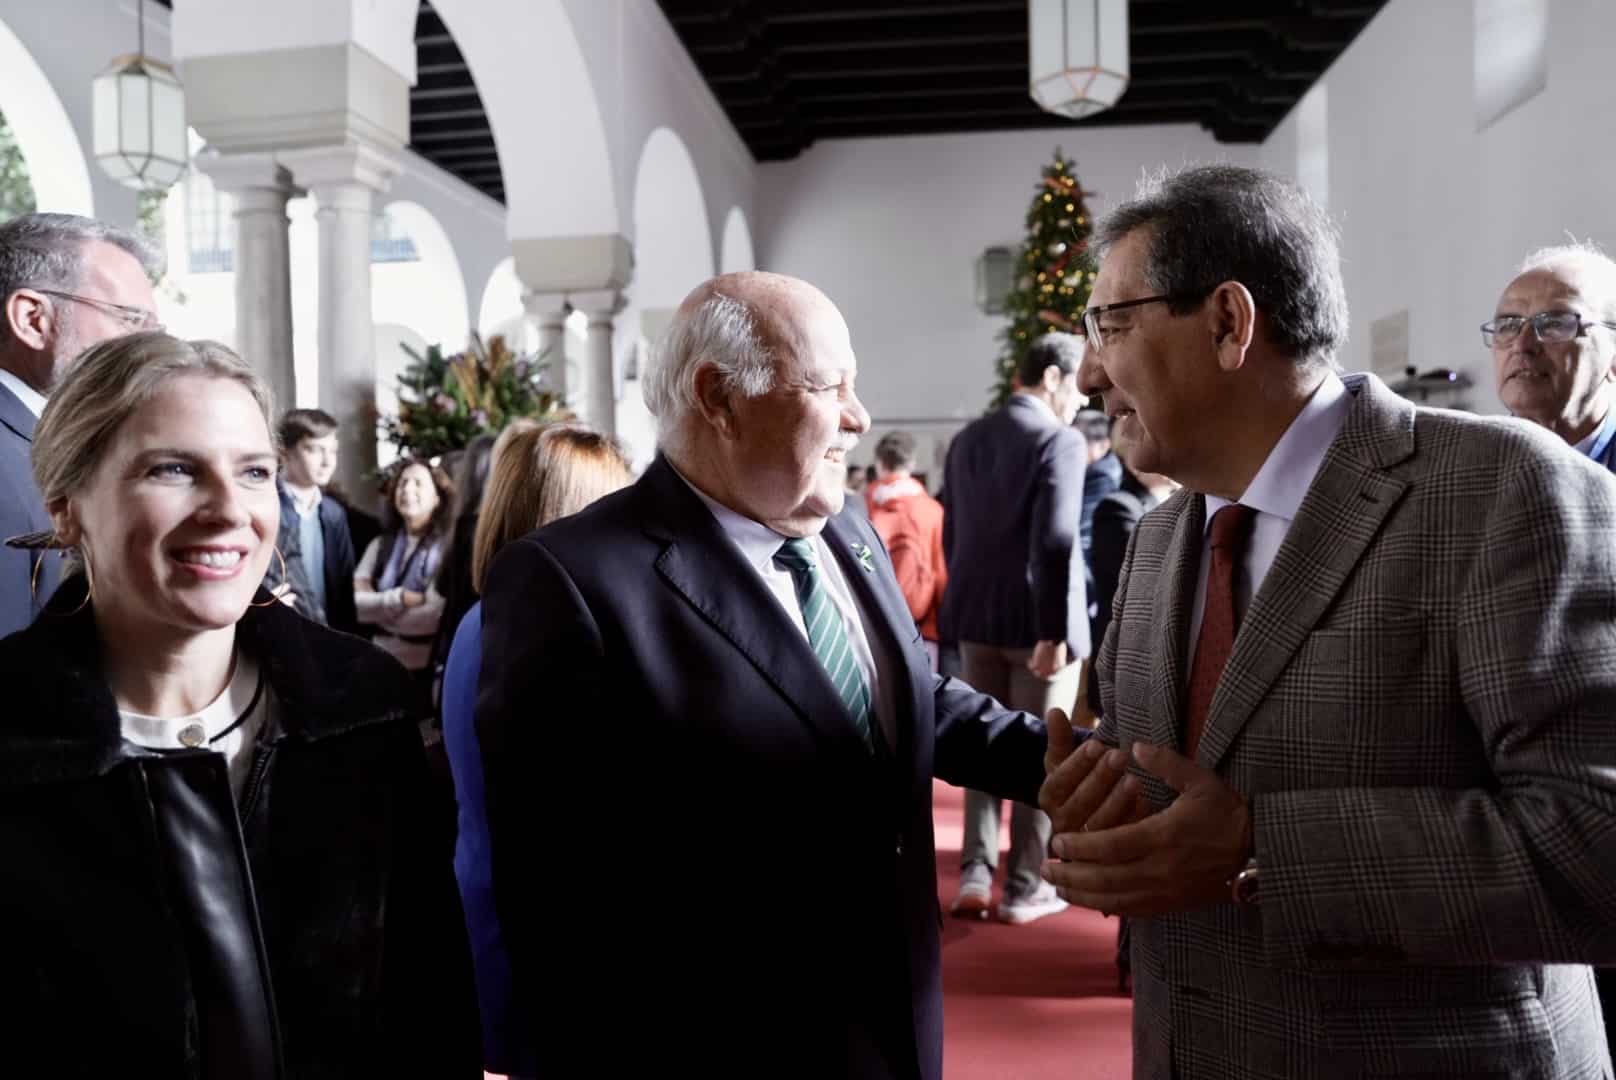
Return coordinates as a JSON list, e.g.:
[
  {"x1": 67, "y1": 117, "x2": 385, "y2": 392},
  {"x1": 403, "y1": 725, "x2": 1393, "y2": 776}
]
[
  {"x1": 1186, "y1": 373, "x2": 1353, "y2": 666},
  {"x1": 0, "y1": 367, "x2": 46, "y2": 418},
  {"x1": 677, "y1": 471, "x2": 899, "y2": 749},
  {"x1": 118, "y1": 653, "x2": 267, "y2": 799}
]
